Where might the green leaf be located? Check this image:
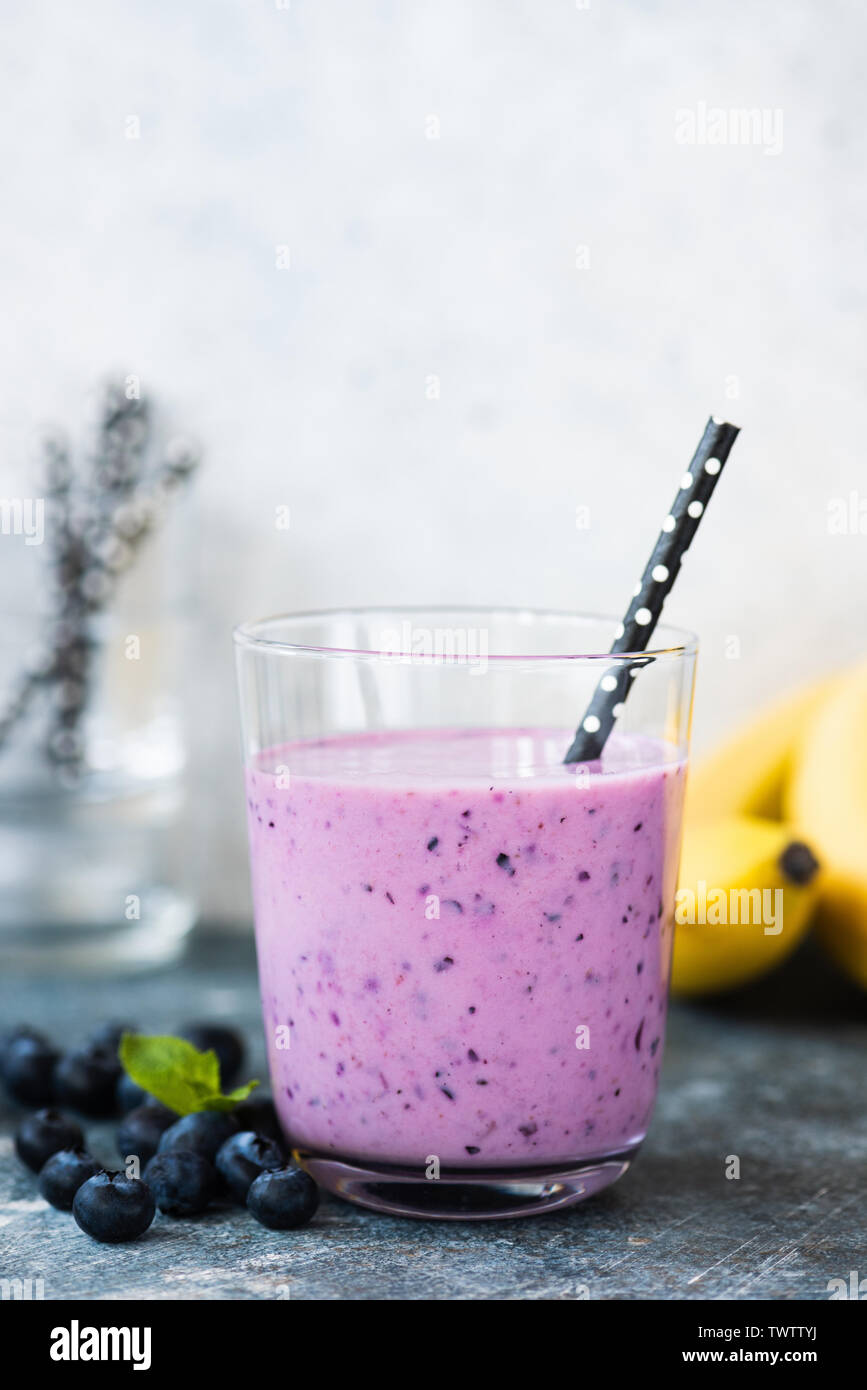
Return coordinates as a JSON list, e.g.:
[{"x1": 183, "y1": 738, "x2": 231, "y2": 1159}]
[
  {"x1": 119, "y1": 1033, "x2": 259, "y2": 1116},
  {"x1": 200, "y1": 1080, "x2": 260, "y2": 1113}
]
